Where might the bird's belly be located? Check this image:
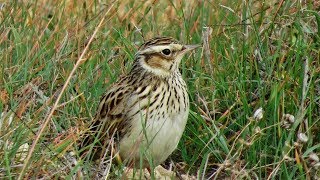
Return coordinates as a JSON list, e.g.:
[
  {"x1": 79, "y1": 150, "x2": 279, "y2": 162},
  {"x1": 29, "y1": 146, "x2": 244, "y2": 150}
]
[{"x1": 119, "y1": 109, "x2": 188, "y2": 167}]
